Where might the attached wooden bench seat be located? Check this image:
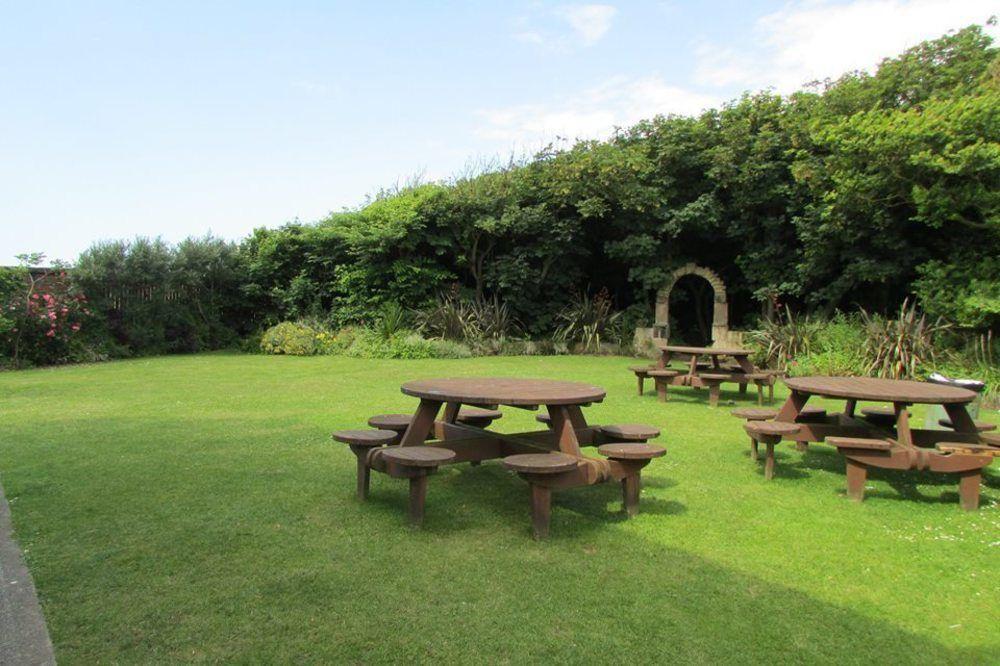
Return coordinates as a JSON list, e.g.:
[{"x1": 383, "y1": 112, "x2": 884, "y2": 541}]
[
  {"x1": 629, "y1": 365, "x2": 654, "y2": 395},
  {"x1": 935, "y1": 442, "x2": 1000, "y2": 456},
  {"x1": 826, "y1": 437, "x2": 893, "y2": 451},
  {"x1": 796, "y1": 406, "x2": 828, "y2": 422},
  {"x1": 598, "y1": 443, "x2": 666, "y2": 517},
  {"x1": 731, "y1": 407, "x2": 777, "y2": 421},
  {"x1": 648, "y1": 369, "x2": 680, "y2": 401},
  {"x1": 860, "y1": 407, "x2": 904, "y2": 427},
  {"x1": 743, "y1": 421, "x2": 800, "y2": 480},
  {"x1": 380, "y1": 446, "x2": 456, "y2": 527},
  {"x1": 503, "y1": 453, "x2": 579, "y2": 539},
  {"x1": 455, "y1": 407, "x2": 502, "y2": 428},
  {"x1": 938, "y1": 418, "x2": 997, "y2": 433},
  {"x1": 599, "y1": 424, "x2": 660, "y2": 442},
  {"x1": 332, "y1": 429, "x2": 398, "y2": 500}
]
